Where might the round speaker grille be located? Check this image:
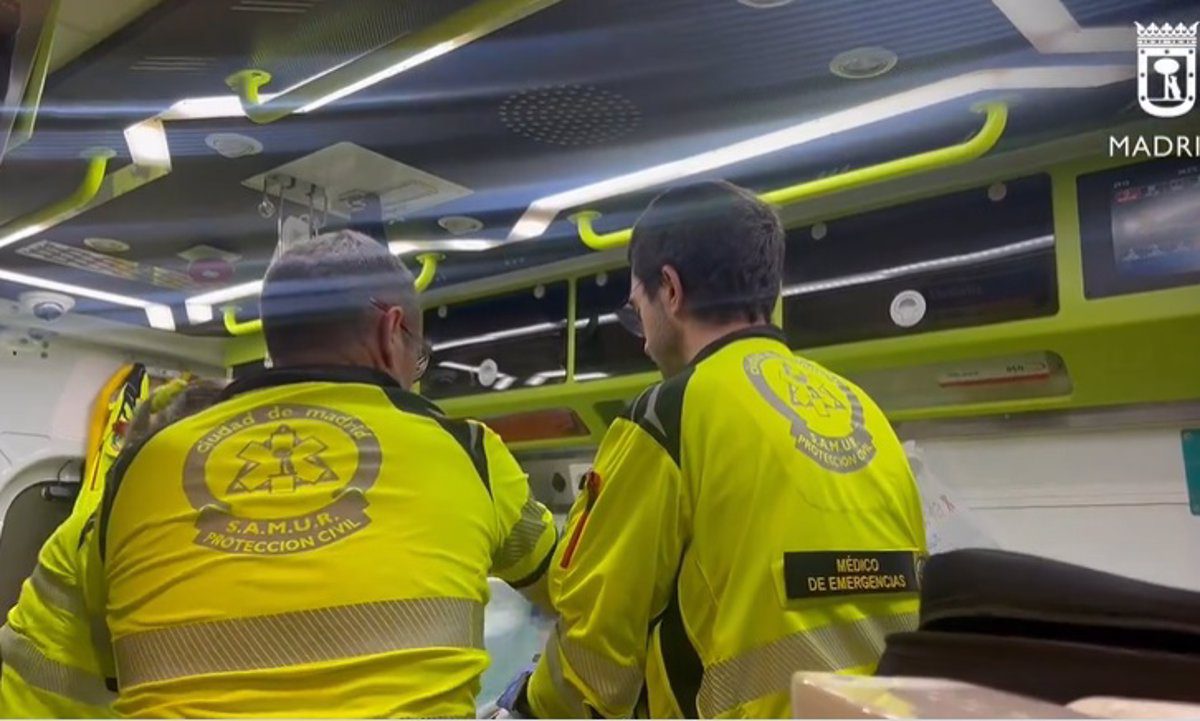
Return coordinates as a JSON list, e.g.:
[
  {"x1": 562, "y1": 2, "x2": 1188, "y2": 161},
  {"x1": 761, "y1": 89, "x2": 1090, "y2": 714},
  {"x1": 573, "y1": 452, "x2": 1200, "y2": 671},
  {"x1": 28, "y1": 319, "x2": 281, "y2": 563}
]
[{"x1": 500, "y1": 85, "x2": 641, "y2": 147}]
